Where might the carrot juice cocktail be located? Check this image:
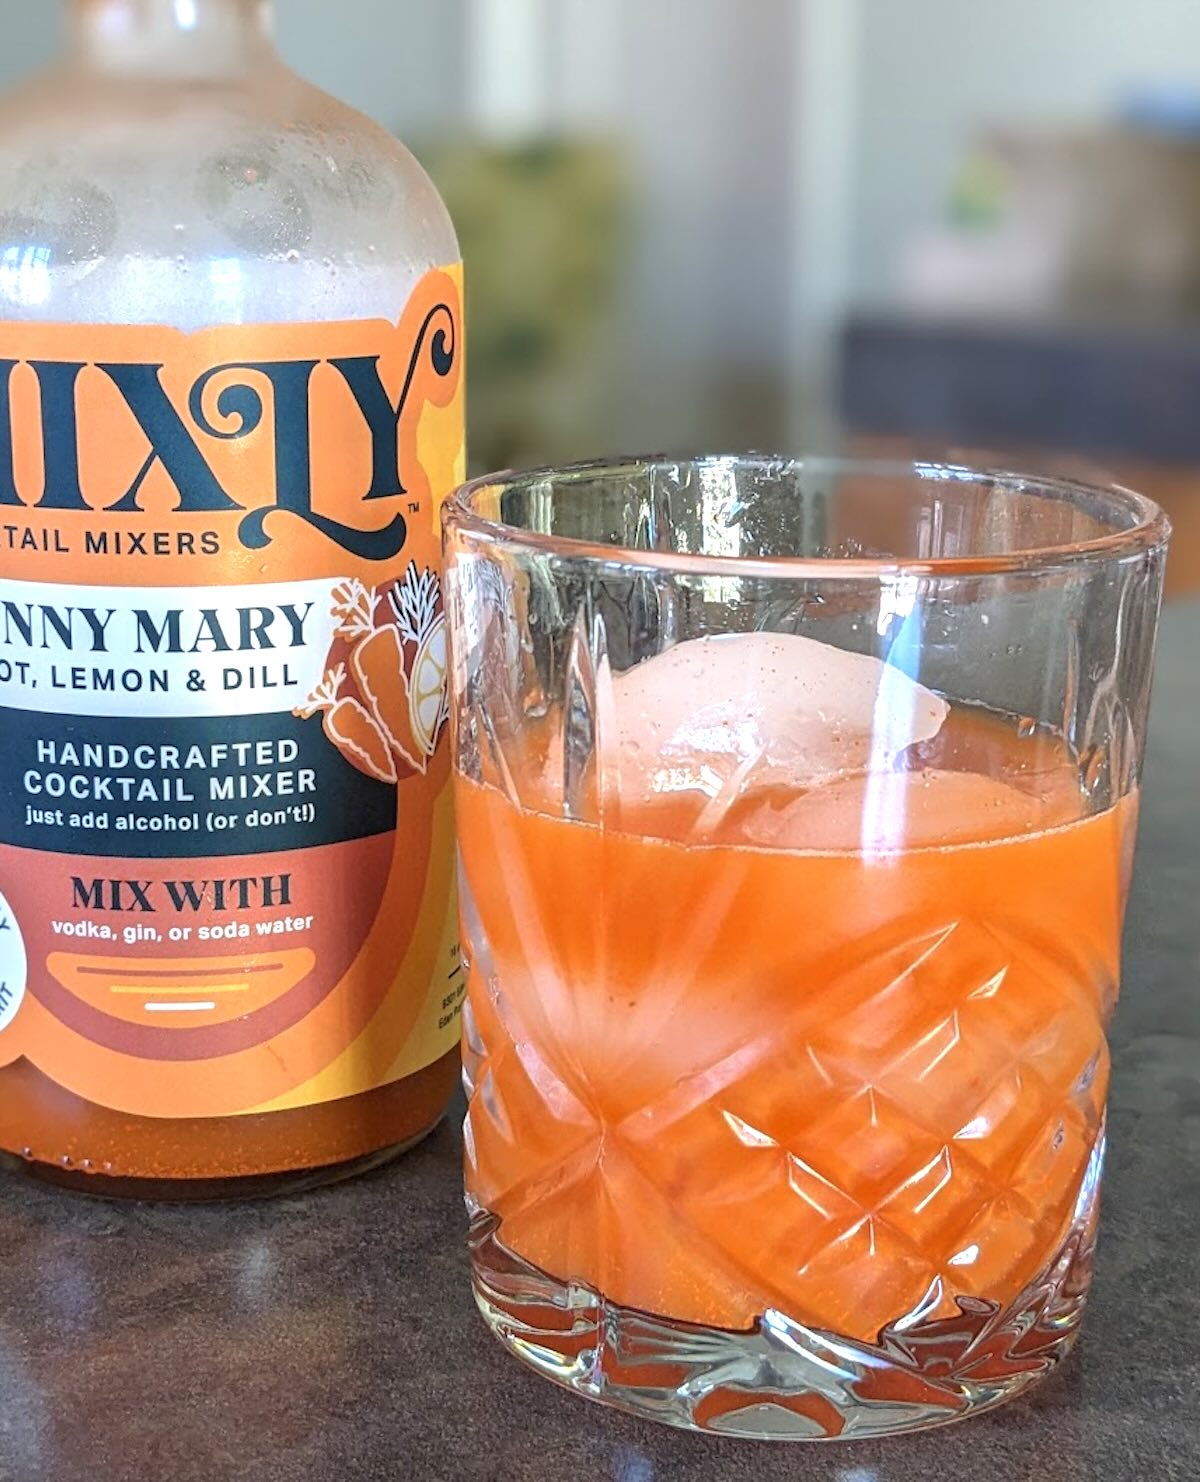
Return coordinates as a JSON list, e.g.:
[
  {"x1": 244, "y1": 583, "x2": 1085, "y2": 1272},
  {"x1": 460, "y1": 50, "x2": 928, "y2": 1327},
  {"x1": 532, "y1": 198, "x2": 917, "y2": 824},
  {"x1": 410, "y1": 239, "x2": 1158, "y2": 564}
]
[{"x1": 443, "y1": 456, "x2": 1168, "y2": 1441}]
